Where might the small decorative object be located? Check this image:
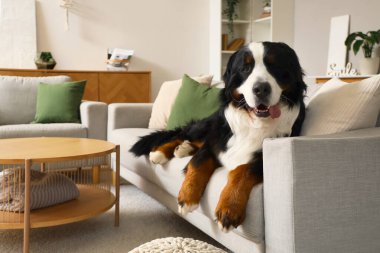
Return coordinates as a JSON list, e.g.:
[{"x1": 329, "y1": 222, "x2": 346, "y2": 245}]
[
  {"x1": 222, "y1": 0, "x2": 240, "y2": 38},
  {"x1": 327, "y1": 62, "x2": 358, "y2": 77},
  {"x1": 106, "y1": 48, "x2": 134, "y2": 71},
  {"x1": 60, "y1": 0, "x2": 73, "y2": 31},
  {"x1": 261, "y1": 0, "x2": 271, "y2": 18},
  {"x1": 345, "y1": 29, "x2": 380, "y2": 75},
  {"x1": 34, "y1": 52, "x2": 56, "y2": 70}
]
